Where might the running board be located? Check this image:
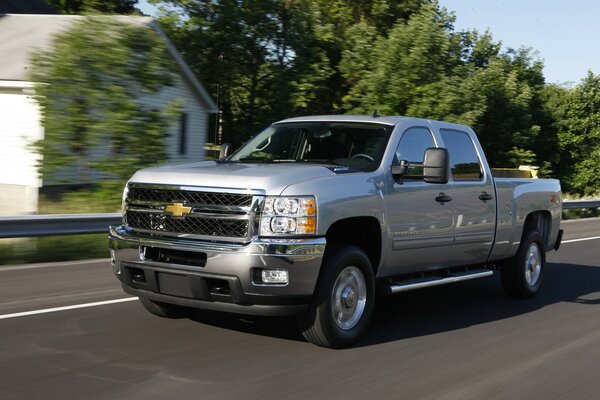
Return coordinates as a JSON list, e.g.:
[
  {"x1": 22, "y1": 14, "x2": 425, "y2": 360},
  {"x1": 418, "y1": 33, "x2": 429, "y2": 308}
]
[{"x1": 387, "y1": 269, "x2": 494, "y2": 294}]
